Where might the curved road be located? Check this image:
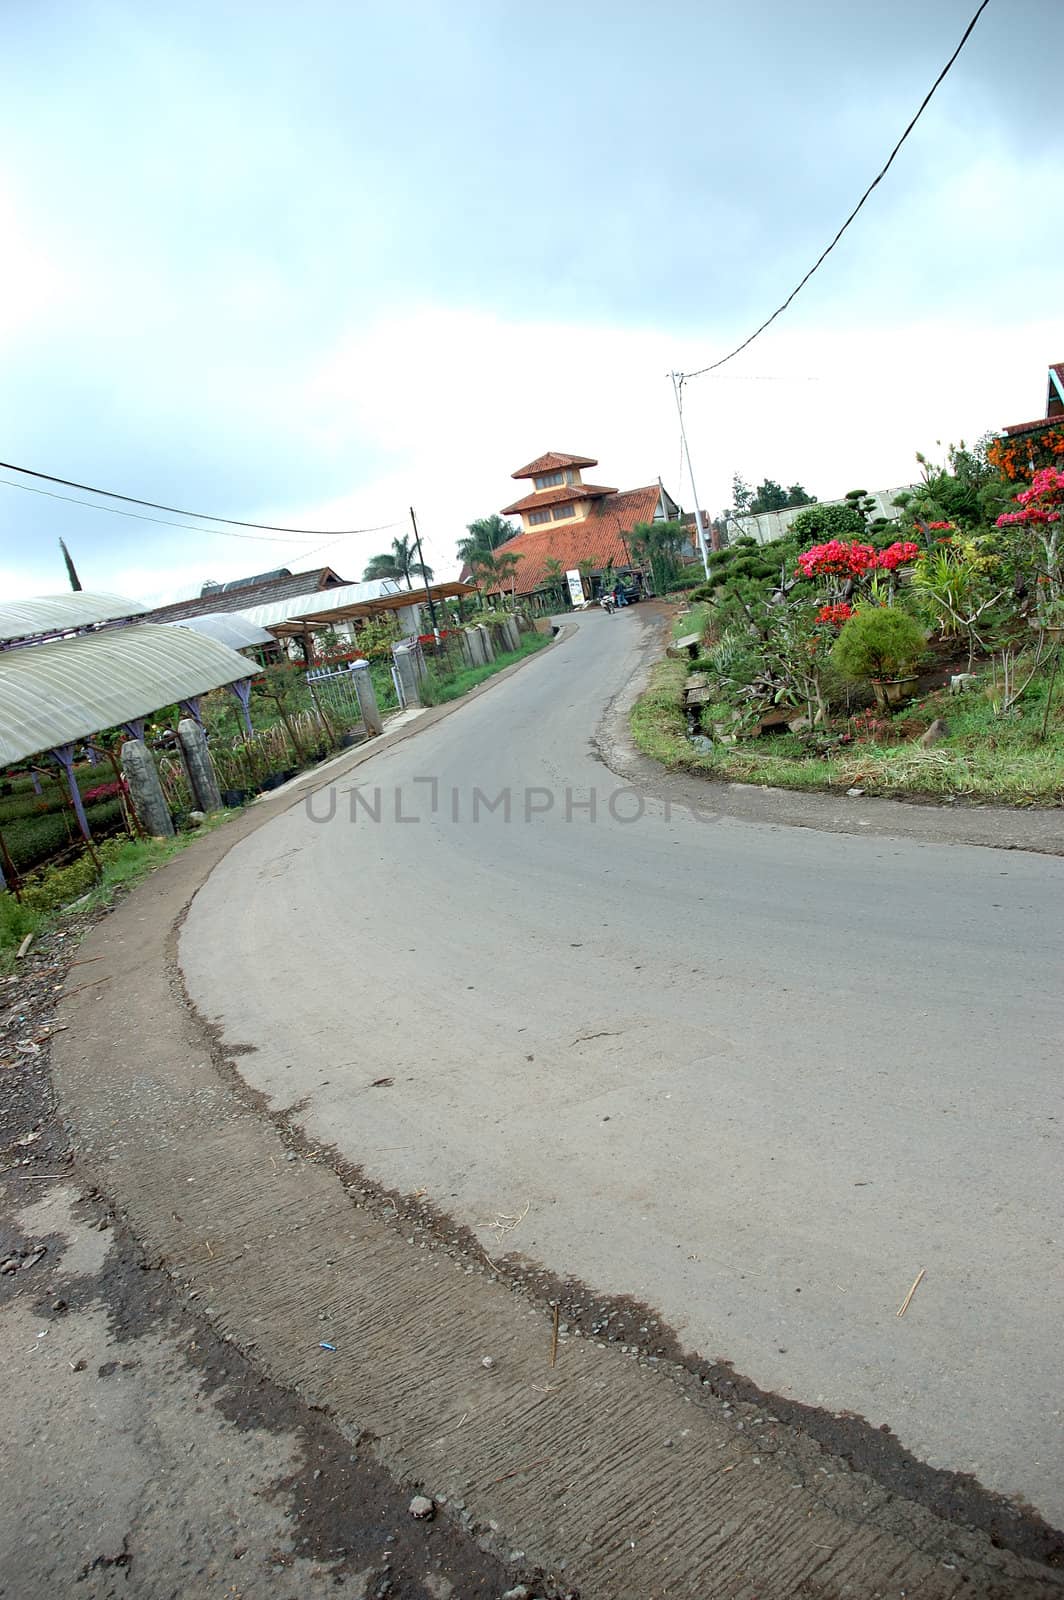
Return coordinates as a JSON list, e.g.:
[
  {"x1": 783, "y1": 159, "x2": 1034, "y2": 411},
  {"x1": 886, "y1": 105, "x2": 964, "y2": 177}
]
[{"x1": 182, "y1": 610, "x2": 1064, "y2": 1528}]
